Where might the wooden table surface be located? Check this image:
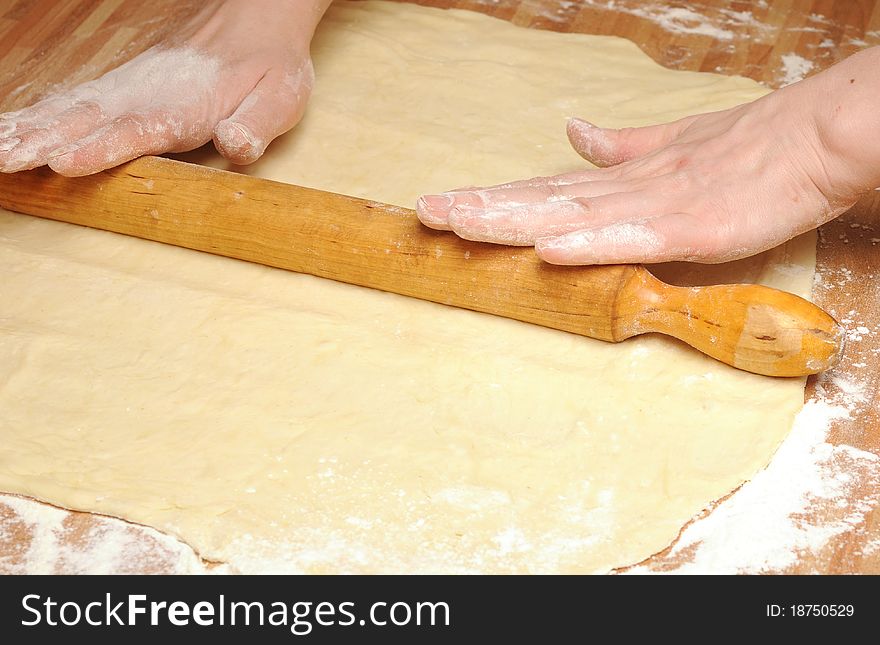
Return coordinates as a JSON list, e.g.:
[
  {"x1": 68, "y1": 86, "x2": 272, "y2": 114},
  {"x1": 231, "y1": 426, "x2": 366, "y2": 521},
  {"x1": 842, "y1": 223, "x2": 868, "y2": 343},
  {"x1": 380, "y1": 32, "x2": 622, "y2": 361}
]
[{"x1": 0, "y1": 0, "x2": 878, "y2": 574}]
